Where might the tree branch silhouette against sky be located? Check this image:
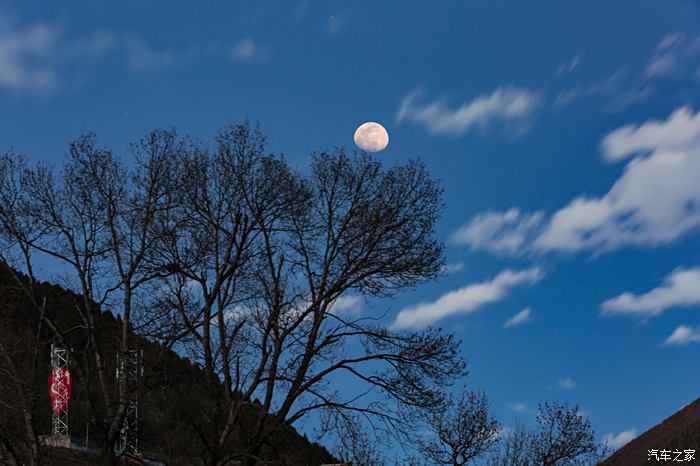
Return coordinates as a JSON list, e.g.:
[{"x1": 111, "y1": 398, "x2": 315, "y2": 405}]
[{"x1": 2, "y1": 0, "x2": 700, "y2": 462}]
